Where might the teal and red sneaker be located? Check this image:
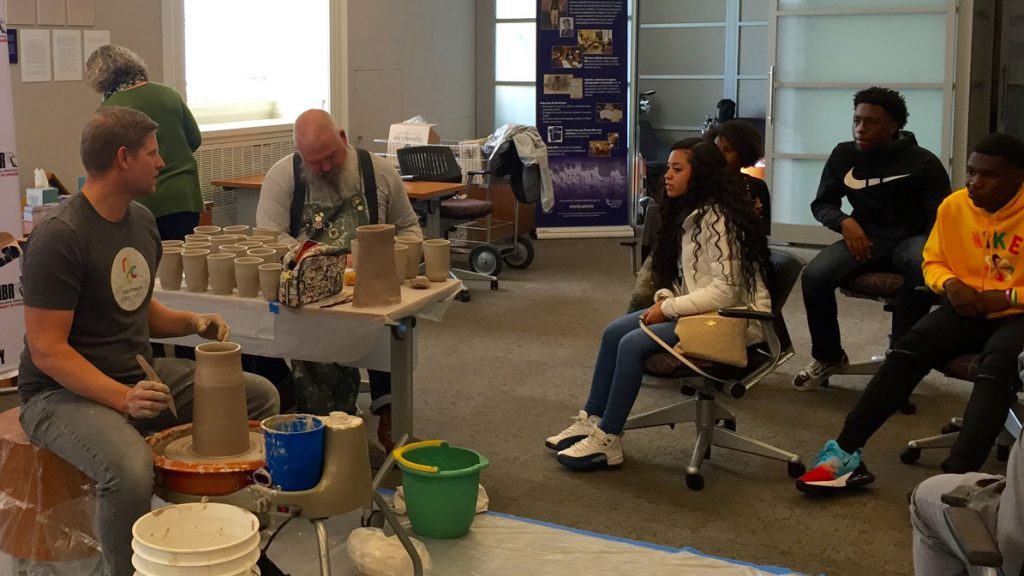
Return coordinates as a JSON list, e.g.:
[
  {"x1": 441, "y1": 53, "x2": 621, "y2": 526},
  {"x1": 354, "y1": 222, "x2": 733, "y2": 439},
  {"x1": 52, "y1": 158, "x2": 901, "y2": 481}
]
[{"x1": 796, "y1": 439, "x2": 875, "y2": 494}]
